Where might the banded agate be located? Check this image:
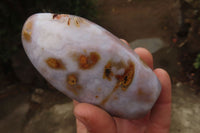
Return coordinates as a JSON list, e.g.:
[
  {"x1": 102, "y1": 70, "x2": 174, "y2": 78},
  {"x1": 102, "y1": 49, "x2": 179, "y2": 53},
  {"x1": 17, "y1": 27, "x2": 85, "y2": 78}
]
[{"x1": 21, "y1": 13, "x2": 161, "y2": 119}]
